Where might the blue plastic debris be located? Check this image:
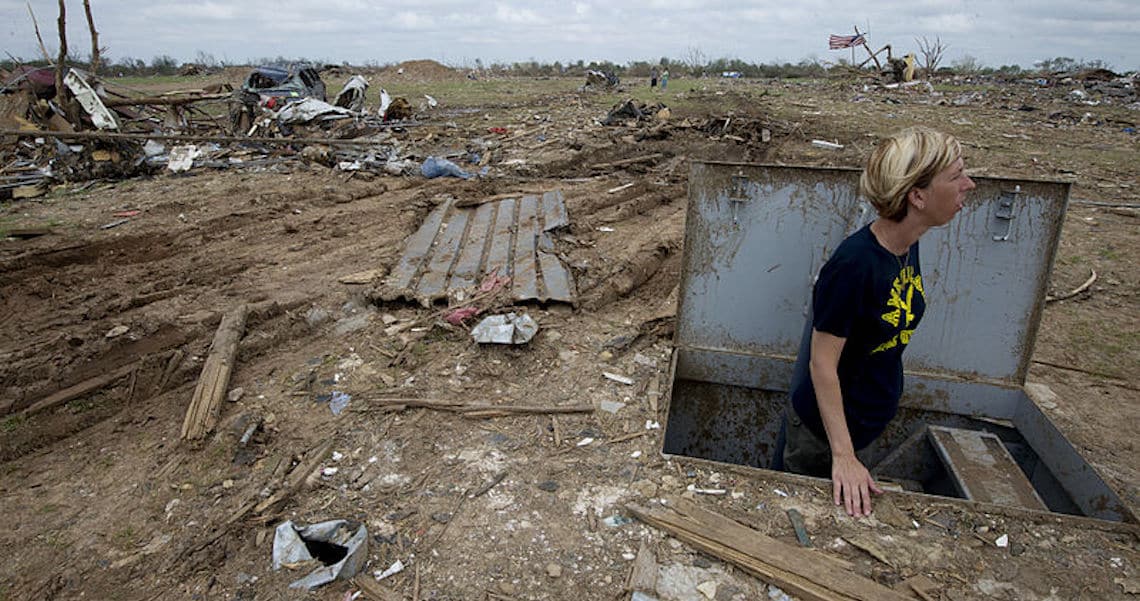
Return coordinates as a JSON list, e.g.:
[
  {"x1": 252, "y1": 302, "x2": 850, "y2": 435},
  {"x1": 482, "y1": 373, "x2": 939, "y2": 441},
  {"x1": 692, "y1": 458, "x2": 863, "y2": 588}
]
[
  {"x1": 329, "y1": 391, "x2": 350, "y2": 415},
  {"x1": 421, "y1": 156, "x2": 472, "y2": 179}
]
